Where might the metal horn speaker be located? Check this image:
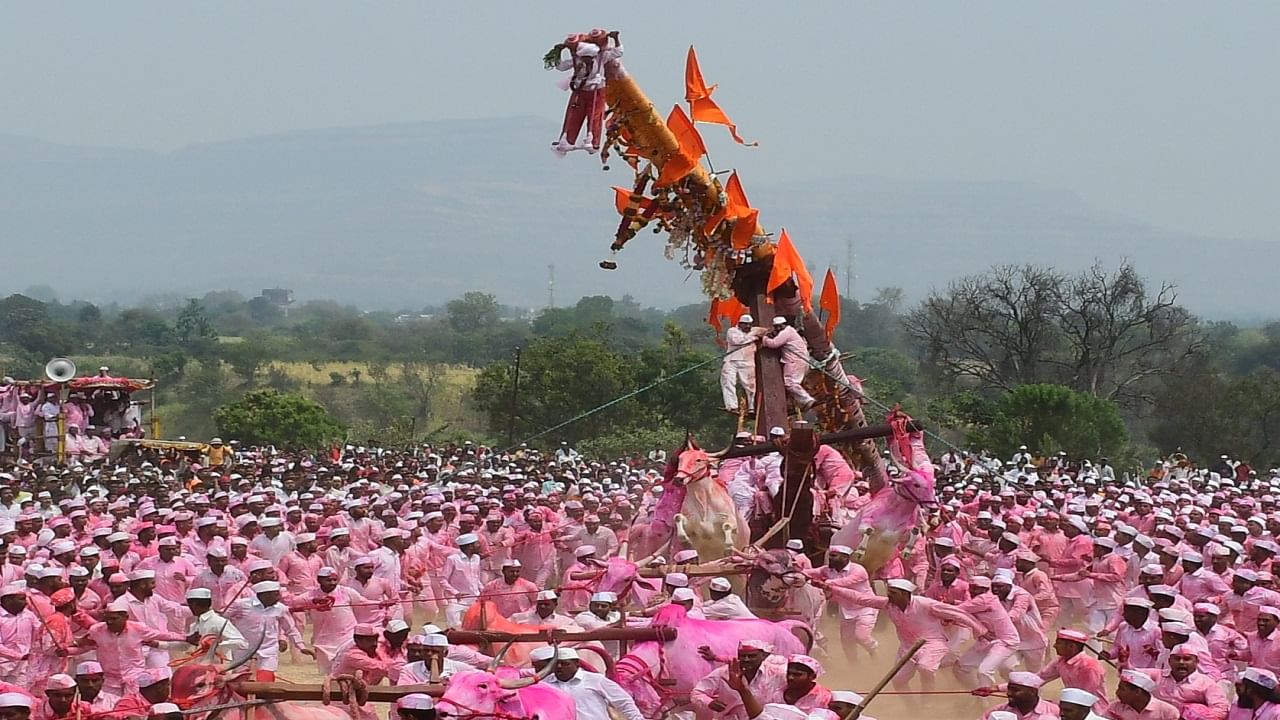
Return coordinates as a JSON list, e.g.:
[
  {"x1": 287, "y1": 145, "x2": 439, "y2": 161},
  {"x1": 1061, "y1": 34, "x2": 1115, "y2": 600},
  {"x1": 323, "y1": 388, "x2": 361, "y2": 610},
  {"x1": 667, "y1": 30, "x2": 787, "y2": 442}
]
[{"x1": 45, "y1": 357, "x2": 76, "y2": 383}]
